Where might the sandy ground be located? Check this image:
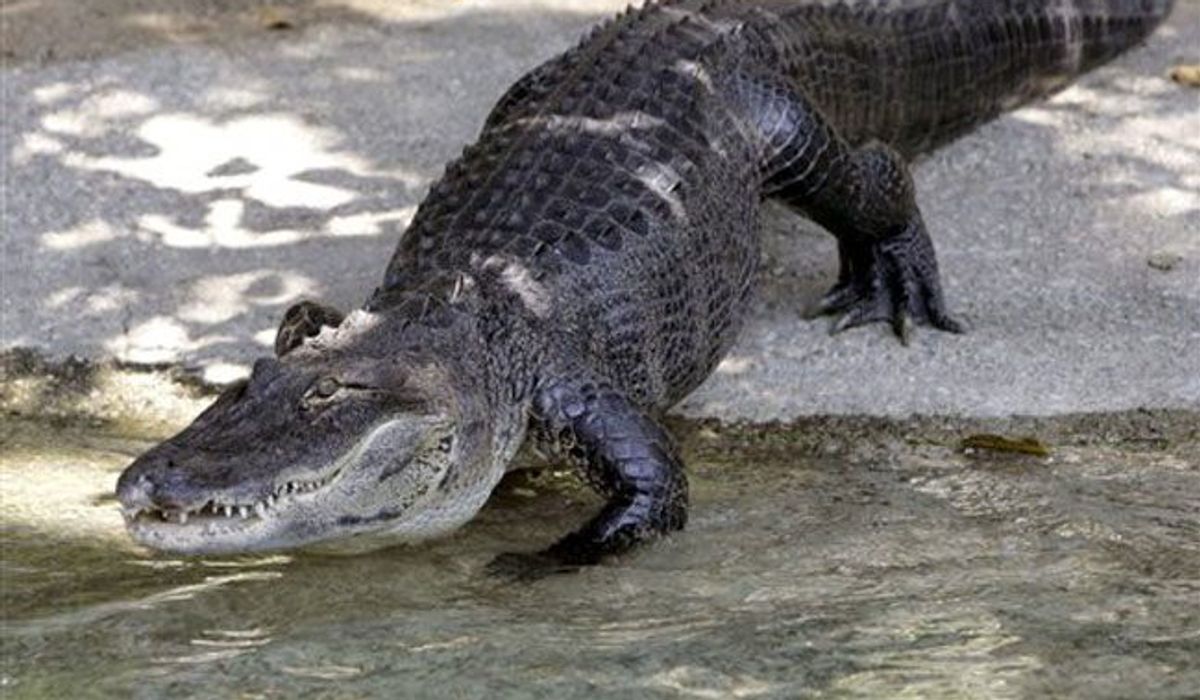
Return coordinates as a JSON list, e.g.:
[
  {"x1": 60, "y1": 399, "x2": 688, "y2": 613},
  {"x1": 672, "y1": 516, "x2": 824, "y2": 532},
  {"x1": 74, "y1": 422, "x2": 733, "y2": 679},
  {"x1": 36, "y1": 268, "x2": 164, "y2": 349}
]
[{"x1": 2, "y1": 0, "x2": 1198, "y2": 421}]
